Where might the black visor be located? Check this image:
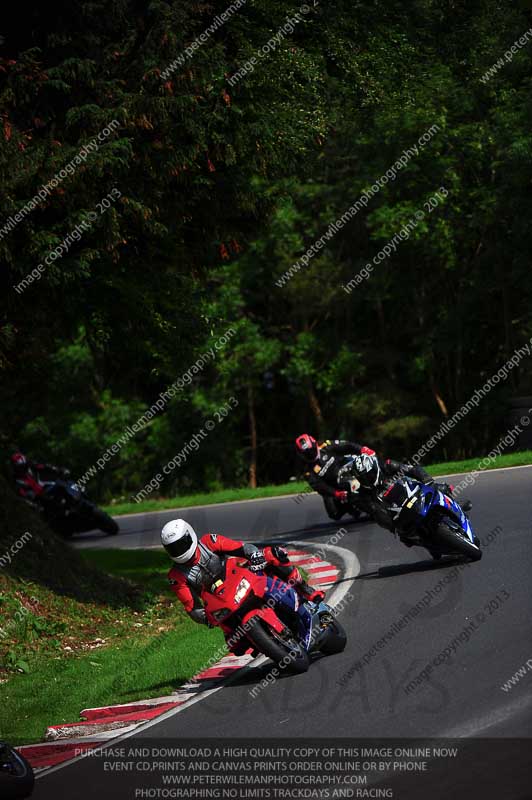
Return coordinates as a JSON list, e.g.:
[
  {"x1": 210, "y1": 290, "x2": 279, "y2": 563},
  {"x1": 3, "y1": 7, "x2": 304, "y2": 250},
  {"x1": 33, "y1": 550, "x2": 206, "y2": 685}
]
[
  {"x1": 165, "y1": 533, "x2": 194, "y2": 559},
  {"x1": 301, "y1": 444, "x2": 318, "y2": 461}
]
